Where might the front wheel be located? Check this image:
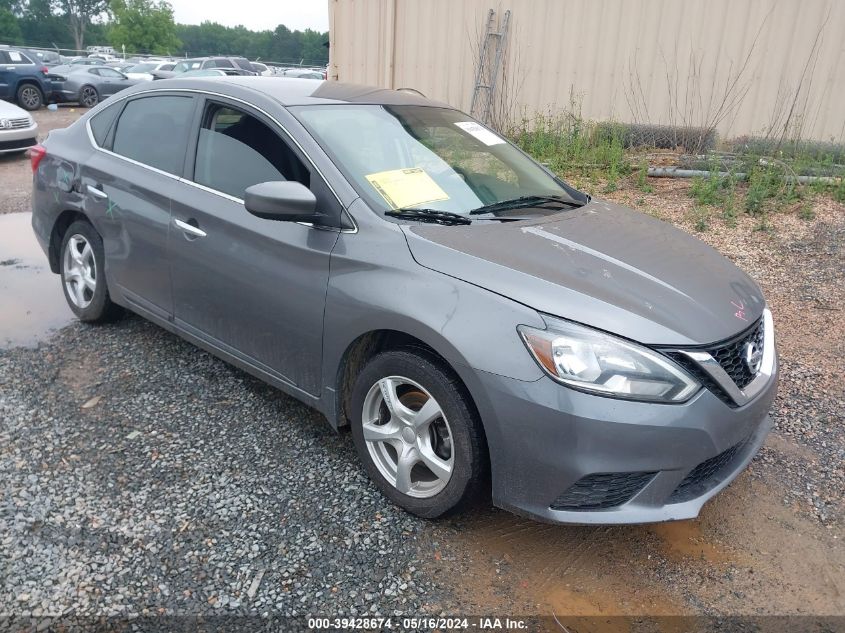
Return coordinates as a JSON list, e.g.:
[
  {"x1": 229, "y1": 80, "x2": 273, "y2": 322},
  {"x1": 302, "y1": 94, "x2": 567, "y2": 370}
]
[
  {"x1": 16, "y1": 84, "x2": 43, "y2": 110},
  {"x1": 79, "y1": 85, "x2": 99, "y2": 108},
  {"x1": 350, "y1": 349, "x2": 488, "y2": 518},
  {"x1": 59, "y1": 220, "x2": 122, "y2": 323}
]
